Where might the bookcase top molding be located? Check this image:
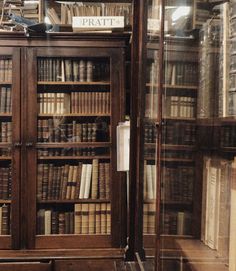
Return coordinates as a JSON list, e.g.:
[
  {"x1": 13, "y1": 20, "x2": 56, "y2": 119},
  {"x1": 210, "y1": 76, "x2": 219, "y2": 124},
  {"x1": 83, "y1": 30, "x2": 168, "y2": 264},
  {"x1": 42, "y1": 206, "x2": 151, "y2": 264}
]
[{"x1": 0, "y1": 32, "x2": 131, "y2": 47}]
